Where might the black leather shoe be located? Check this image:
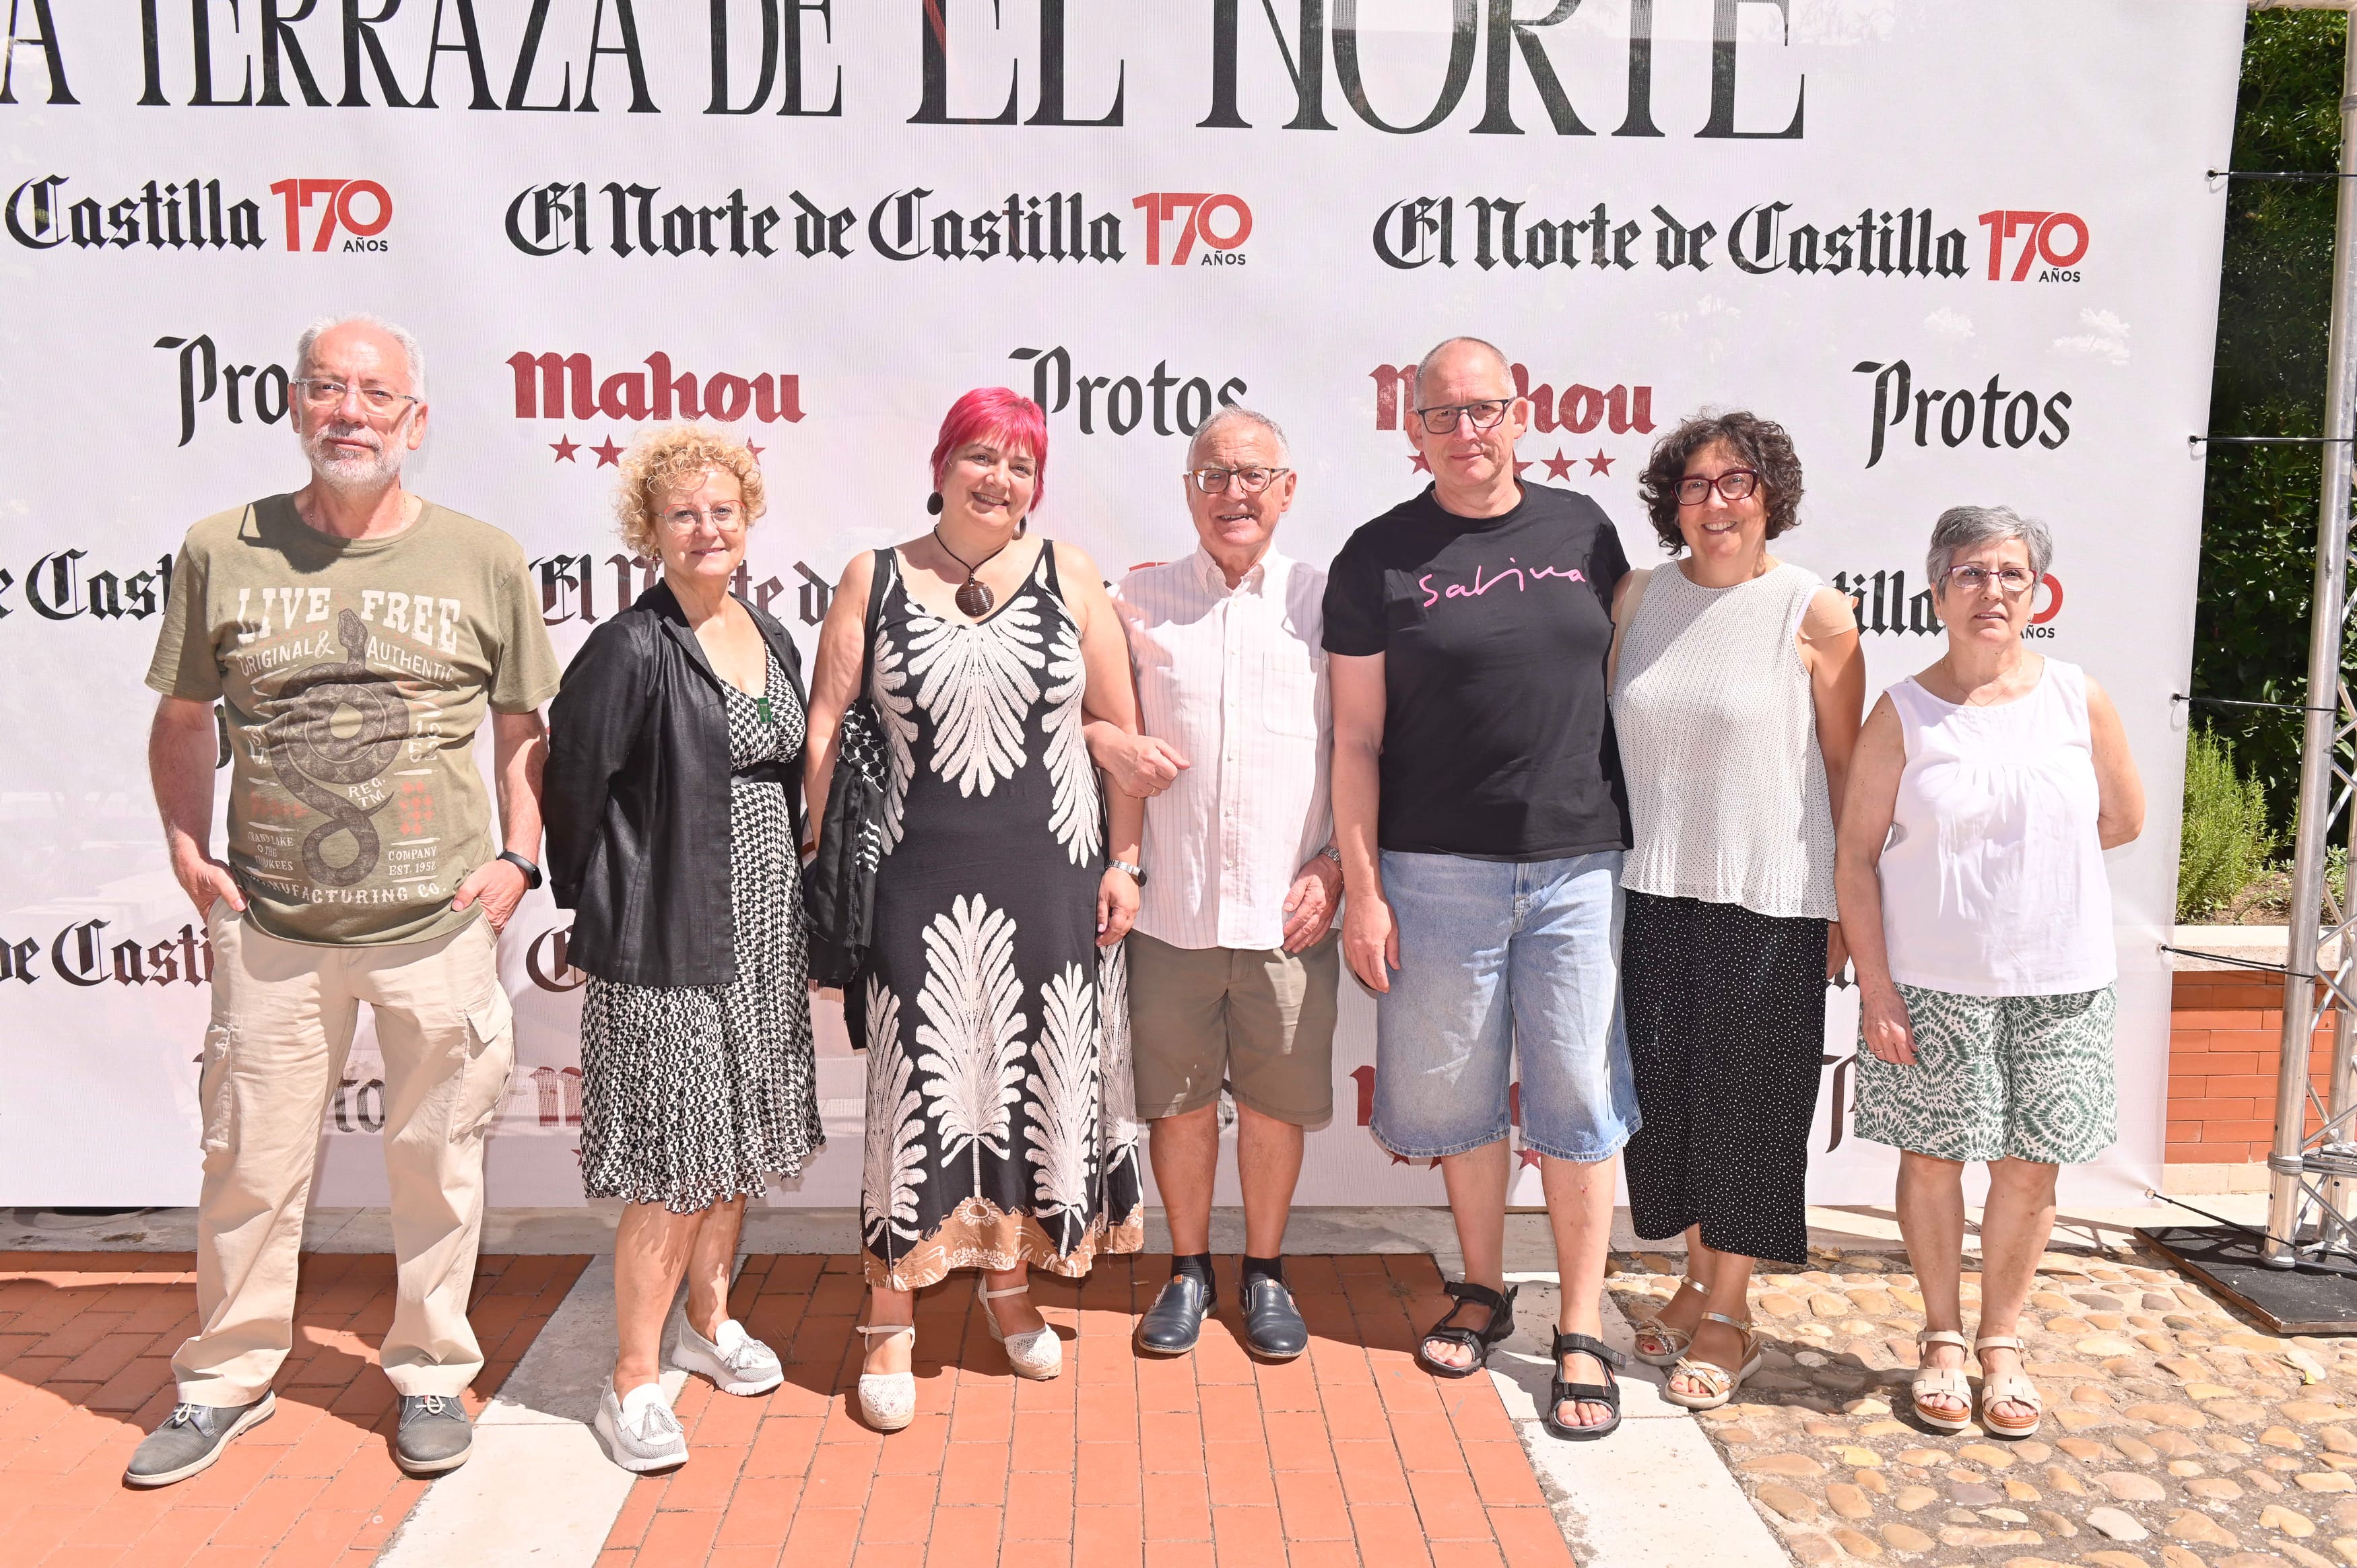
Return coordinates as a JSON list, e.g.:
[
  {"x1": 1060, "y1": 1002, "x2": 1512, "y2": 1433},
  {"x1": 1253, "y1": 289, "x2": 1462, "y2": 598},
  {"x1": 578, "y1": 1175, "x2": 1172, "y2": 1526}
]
[
  {"x1": 1135, "y1": 1274, "x2": 1215, "y2": 1357},
  {"x1": 1240, "y1": 1274, "x2": 1308, "y2": 1361}
]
